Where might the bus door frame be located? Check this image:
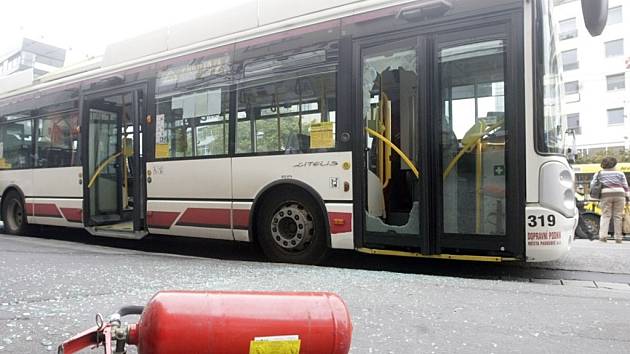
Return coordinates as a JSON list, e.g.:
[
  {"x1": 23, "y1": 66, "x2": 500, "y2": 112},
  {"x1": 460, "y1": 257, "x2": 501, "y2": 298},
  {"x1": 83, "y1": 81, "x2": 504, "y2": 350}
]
[
  {"x1": 351, "y1": 11, "x2": 526, "y2": 258},
  {"x1": 432, "y1": 18, "x2": 525, "y2": 258},
  {"x1": 351, "y1": 33, "x2": 430, "y2": 253},
  {"x1": 80, "y1": 83, "x2": 148, "y2": 231}
]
